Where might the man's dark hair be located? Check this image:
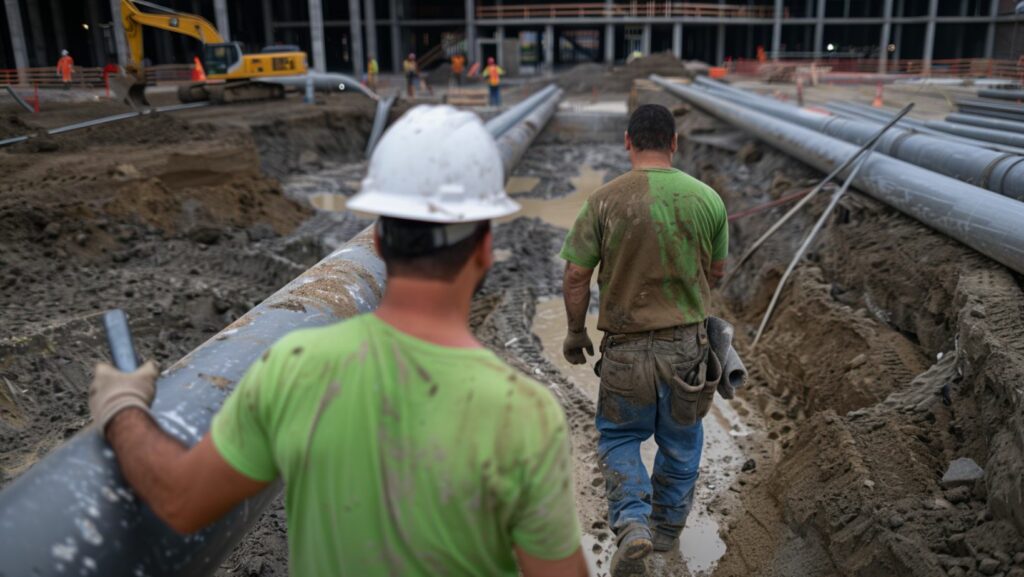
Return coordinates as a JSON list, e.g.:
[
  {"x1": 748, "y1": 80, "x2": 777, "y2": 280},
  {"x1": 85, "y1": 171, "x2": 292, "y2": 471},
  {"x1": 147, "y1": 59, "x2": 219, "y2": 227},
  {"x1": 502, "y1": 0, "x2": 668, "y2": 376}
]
[
  {"x1": 627, "y1": 104, "x2": 676, "y2": 152},
  {"x1": 378, "y1": 217, "x2": 490, "y2": 281}
]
